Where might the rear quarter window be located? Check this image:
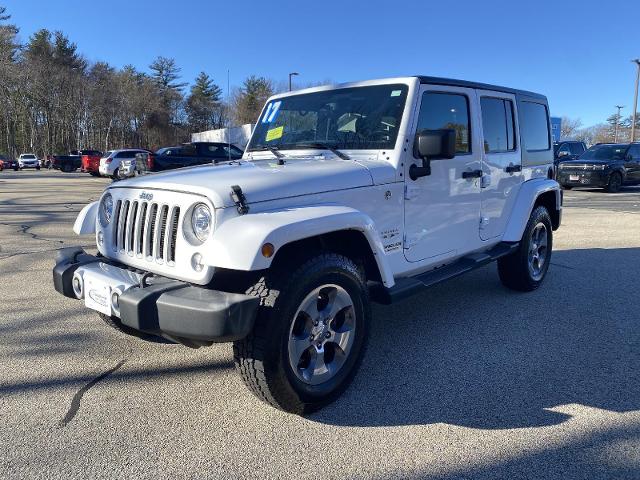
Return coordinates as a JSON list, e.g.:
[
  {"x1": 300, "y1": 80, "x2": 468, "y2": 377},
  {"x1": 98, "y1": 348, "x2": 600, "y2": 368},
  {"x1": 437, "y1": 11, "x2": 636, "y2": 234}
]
[
  {"x1": 519, "y1": 99, "x2": 553, "y2": 167},
  {"x1": 520, "y1": 102, "x2": 550, "y2": 151}
]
